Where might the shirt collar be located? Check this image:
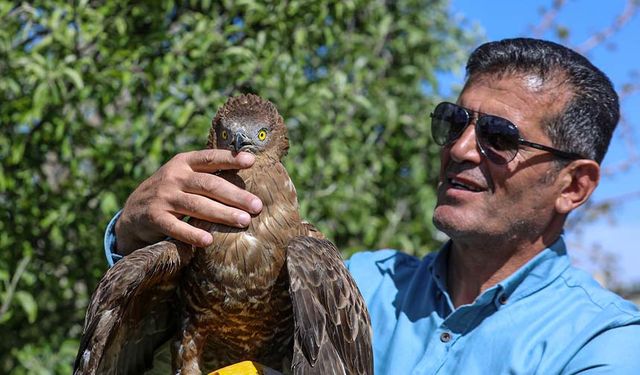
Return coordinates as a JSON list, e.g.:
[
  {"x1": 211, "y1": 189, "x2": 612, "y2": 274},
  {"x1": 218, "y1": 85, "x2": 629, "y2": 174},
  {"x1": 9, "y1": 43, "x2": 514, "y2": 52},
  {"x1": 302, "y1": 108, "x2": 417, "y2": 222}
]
[
  {"x1": 429, "y1": 241, "x2": 451, "y2": 293},
  {"x1": 498, "y1": 236, "x2": 570, "y2": 303},
  {"x1": 428, "y1": 235, "x2": 570, "y2": 307},
  {"x1": 428, "y1": 241, "x2": 454, "y2": 310}
]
